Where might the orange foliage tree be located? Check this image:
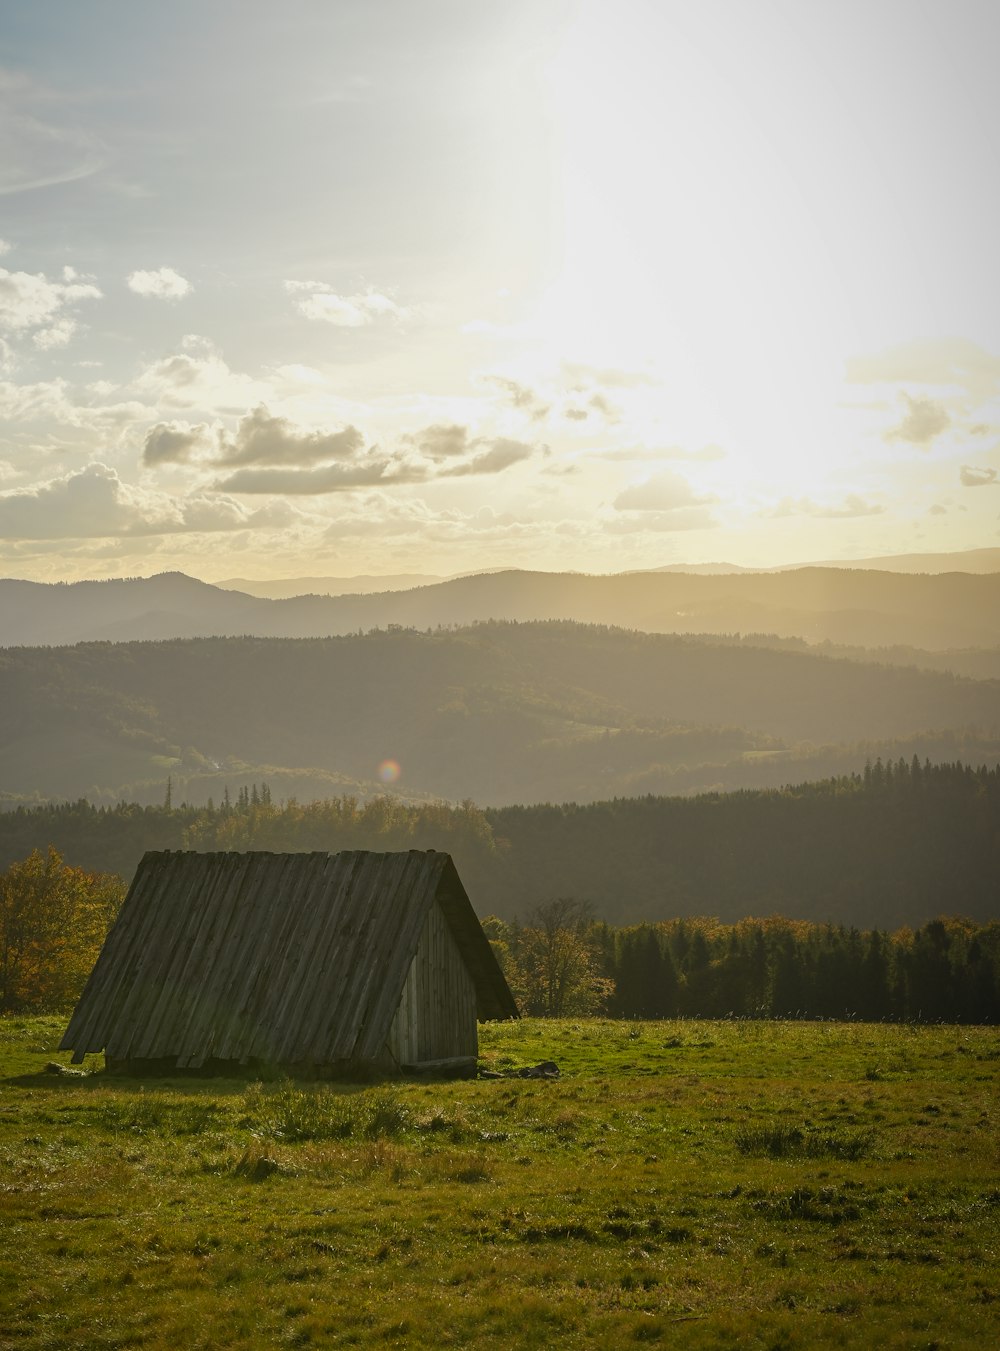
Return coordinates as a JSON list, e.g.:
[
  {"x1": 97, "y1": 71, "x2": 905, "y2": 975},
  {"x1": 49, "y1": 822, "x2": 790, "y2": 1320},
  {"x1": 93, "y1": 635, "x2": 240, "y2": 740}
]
[{"x1": 0, "y1": 848, "x2": 124, "y2": 1013}]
